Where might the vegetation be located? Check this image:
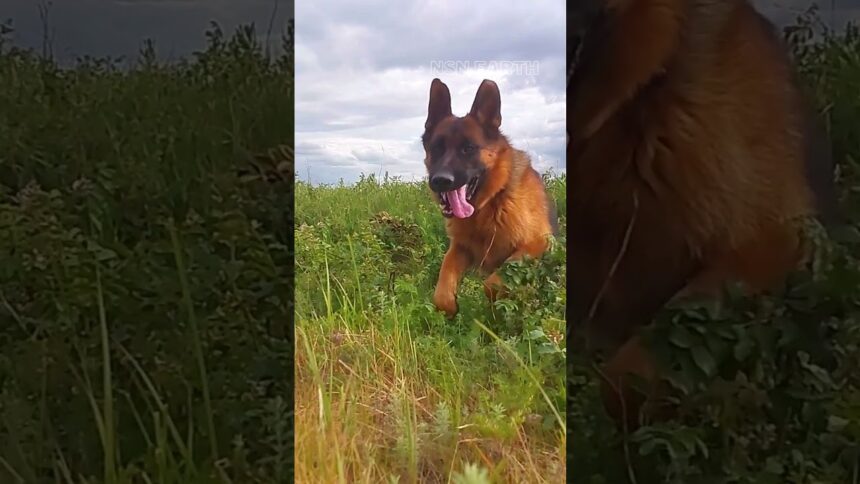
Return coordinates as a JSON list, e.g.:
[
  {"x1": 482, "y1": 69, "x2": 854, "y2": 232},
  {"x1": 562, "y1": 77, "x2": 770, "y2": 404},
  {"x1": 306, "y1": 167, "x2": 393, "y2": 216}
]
[
  {"x1": 2, "y1": 4, "x2": 856, "y2": 484},
  {"x1": 294, "y1": 174, "x2": 567, "y2": 483},
  {"x1": 0, "y1": 21, "x2": 295, "y2": 483},
  {"x1": 570, "y1": 8, "x2": 860, "y2": 483}
]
